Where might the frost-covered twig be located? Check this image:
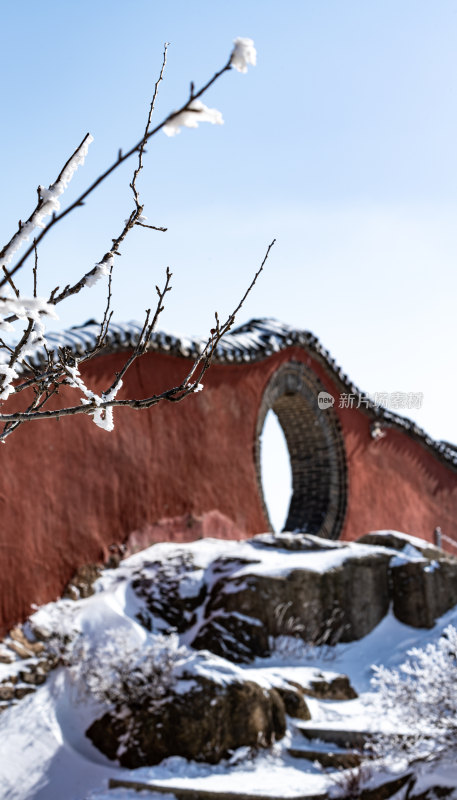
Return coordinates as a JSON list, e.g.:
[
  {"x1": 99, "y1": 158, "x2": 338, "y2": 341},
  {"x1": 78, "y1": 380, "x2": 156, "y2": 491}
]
[
  {"x1": 49, "y1": 44, "x2": 170, "y2": 313},
  {"x1": 0, "y1": 298, "x2": 58, "y2": 402},
  {"x1": 0, "y1": 238, "x2": 274, "y2": 432},
  {"x1": 0, "y1": 37, "x2": 262, "y2": 441},
  {"x1": 0, "y1": 133, "x2": 93, "y2": 281},
  {"x1": 130, "y1": 43, "x2": 169, "y2": 214},
  {"x1": 0, "y1": 38, "x2": 254, "y2": 291}
]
